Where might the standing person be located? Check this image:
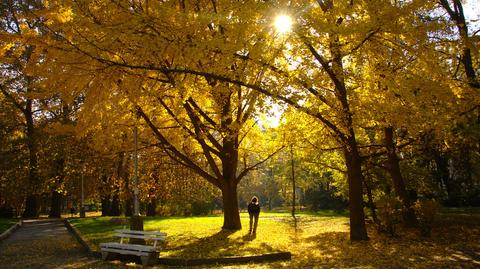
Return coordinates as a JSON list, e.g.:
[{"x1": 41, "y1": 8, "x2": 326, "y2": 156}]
[{"x1": 248, "y1": 196, "x2": 260, "y2": 235}]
